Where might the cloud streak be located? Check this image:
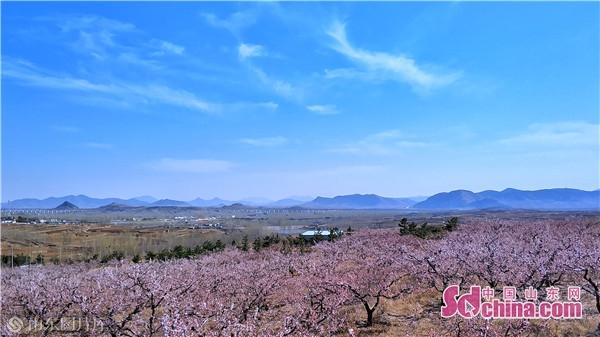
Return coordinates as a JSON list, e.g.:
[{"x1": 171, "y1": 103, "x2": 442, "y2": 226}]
[
  {"x1": 326, "y1": 20, "x2": 460, "y2": 91},
  {"x1": 238, "y1": 43, "x2": 265, "y2": 59},
  {"x1": 240, "y1": 136, "x2": 288, "y2": 147},
  {"x1": 153, "y1": 40, "x2": 185, "y2": 55},
  {"x1": 3, "y1": 59, "x2": 276, "y2": 115},
  {"x1": 307, "y1": 104, "x2": 339, "y2": 115},
  {"x1": 330, "y1": 129, "x2": 431, "y2": 155},
  {"x1": 201, "y1": 11, "x2": 258, "y2": 36},
  {"x1": 249, "y1": 65, "x2": 301, "y2": 101},
  {"x1": 48, "y1": 15, "x2": 185, "y2": 65},
  {"x1": 499, "y1": 121, "x2": 599, "y2": 147},
  {"x1": 3, "y1": 59, "x2": 219, "y2": 113},
  {"x1": 236, "y1": 42, "x2": 301, "y2": 101},
  {"x1": 83, "y1": 142, "x2": 113, "y2": 149}
]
